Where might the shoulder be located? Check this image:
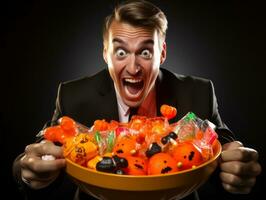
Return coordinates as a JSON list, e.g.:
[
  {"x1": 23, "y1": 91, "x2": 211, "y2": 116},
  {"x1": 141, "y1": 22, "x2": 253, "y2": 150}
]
[
  {"x1": 60, "y1": 68, "x2": 109, "y2": 90},
  {"x1": 54, "y1": 68, "x2": 115, "y2": 123},
  {"x1": 160, "y1": 67, "x2": 213, "y2": 90},
  {"x1": 159, "y1": 68, "x2": 216, "y2": 120},
  {"x1": 57, "y1": 68, "x2": 112, "y2": 97},
  {"x1": 55, "y1": 68, "x2": 112, "y2": 109}
]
